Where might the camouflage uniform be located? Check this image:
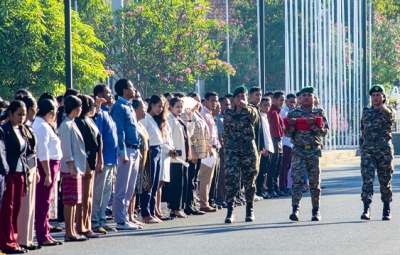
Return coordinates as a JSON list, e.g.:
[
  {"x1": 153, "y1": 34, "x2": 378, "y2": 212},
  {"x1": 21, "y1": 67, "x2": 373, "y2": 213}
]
[
  {"x1": 284, "y1": 107, "x2": 329, "y2": 208},
  {"x1": 360, "y1": 106, "x2": 395, "y2": 203},
  {"x1": 224, "y1": 105, "x2": 259, "y2": 204}
]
